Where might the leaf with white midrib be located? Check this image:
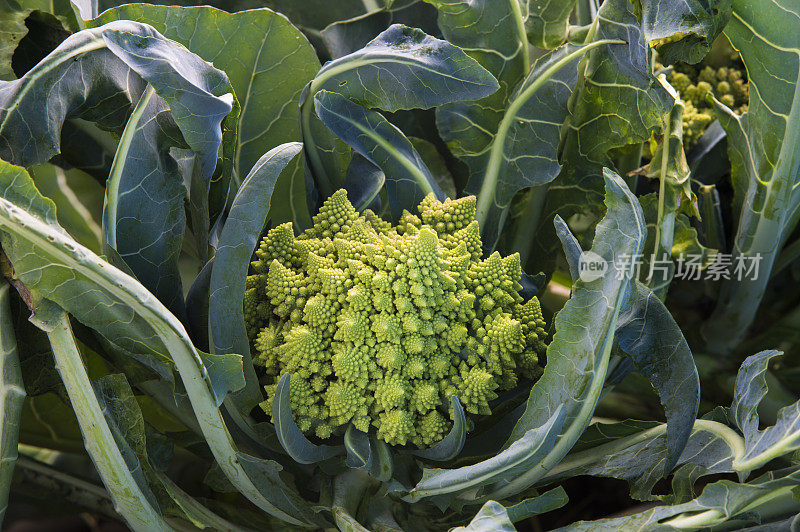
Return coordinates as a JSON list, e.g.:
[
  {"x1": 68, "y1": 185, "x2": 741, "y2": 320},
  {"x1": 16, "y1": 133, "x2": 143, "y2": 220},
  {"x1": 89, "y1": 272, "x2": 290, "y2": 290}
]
[
  {"x1": 314, "y1": 90, "x2": 444, "y2": 219},
  {"x1": 0, "y1": 159, "x2": 328, "y2": 528},
  {"x1": 703, "y1": 0, "x2": 800, "y2": 354},
  {"x1": 301, "y1": 23, "x2": 498, "y2": 195},
  {"x1": 91, "y1": 5, "x2": 321, "y2": 179}
]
